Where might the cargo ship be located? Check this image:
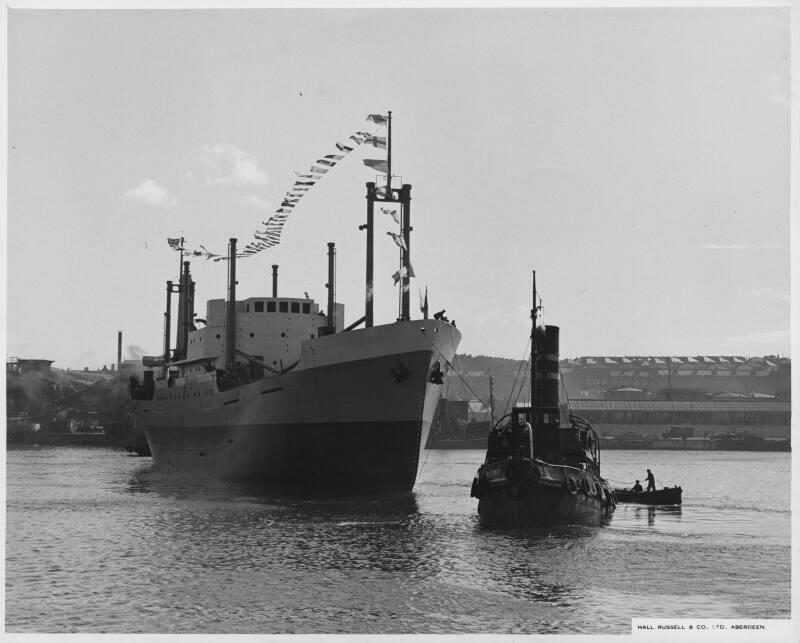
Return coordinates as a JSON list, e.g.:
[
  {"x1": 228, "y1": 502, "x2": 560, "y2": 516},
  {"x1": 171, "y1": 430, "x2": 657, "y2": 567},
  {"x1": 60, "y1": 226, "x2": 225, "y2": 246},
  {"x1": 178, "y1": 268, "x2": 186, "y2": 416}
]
[
  {"x1": 129, "y1": 141, "x2": 461, "y2": 494},
  {"x1": 470, "y1": 273, "x2": 616, "y2": 527}
]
